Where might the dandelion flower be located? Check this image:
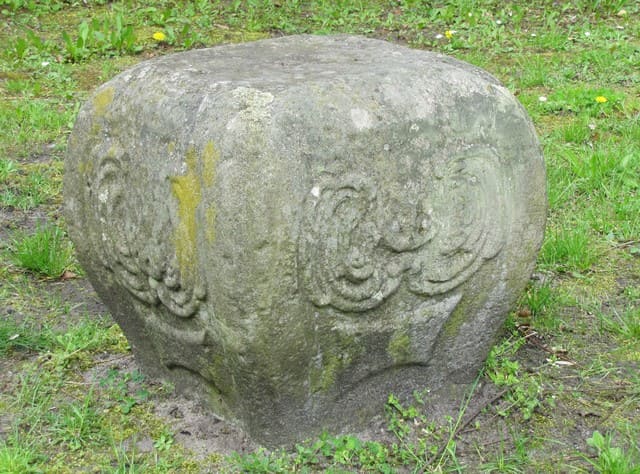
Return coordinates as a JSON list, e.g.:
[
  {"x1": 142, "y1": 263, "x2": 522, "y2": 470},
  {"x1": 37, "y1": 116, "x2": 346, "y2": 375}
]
[
  {"x1": 595, "y1": 96, "x2": 607, "y2": 104},
  {"x1": 152, "y1": 31, "x2": 167, "y2": 42},
  {"x1": 444, "y1": 30, "x2": 455, "y2": 39}
]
